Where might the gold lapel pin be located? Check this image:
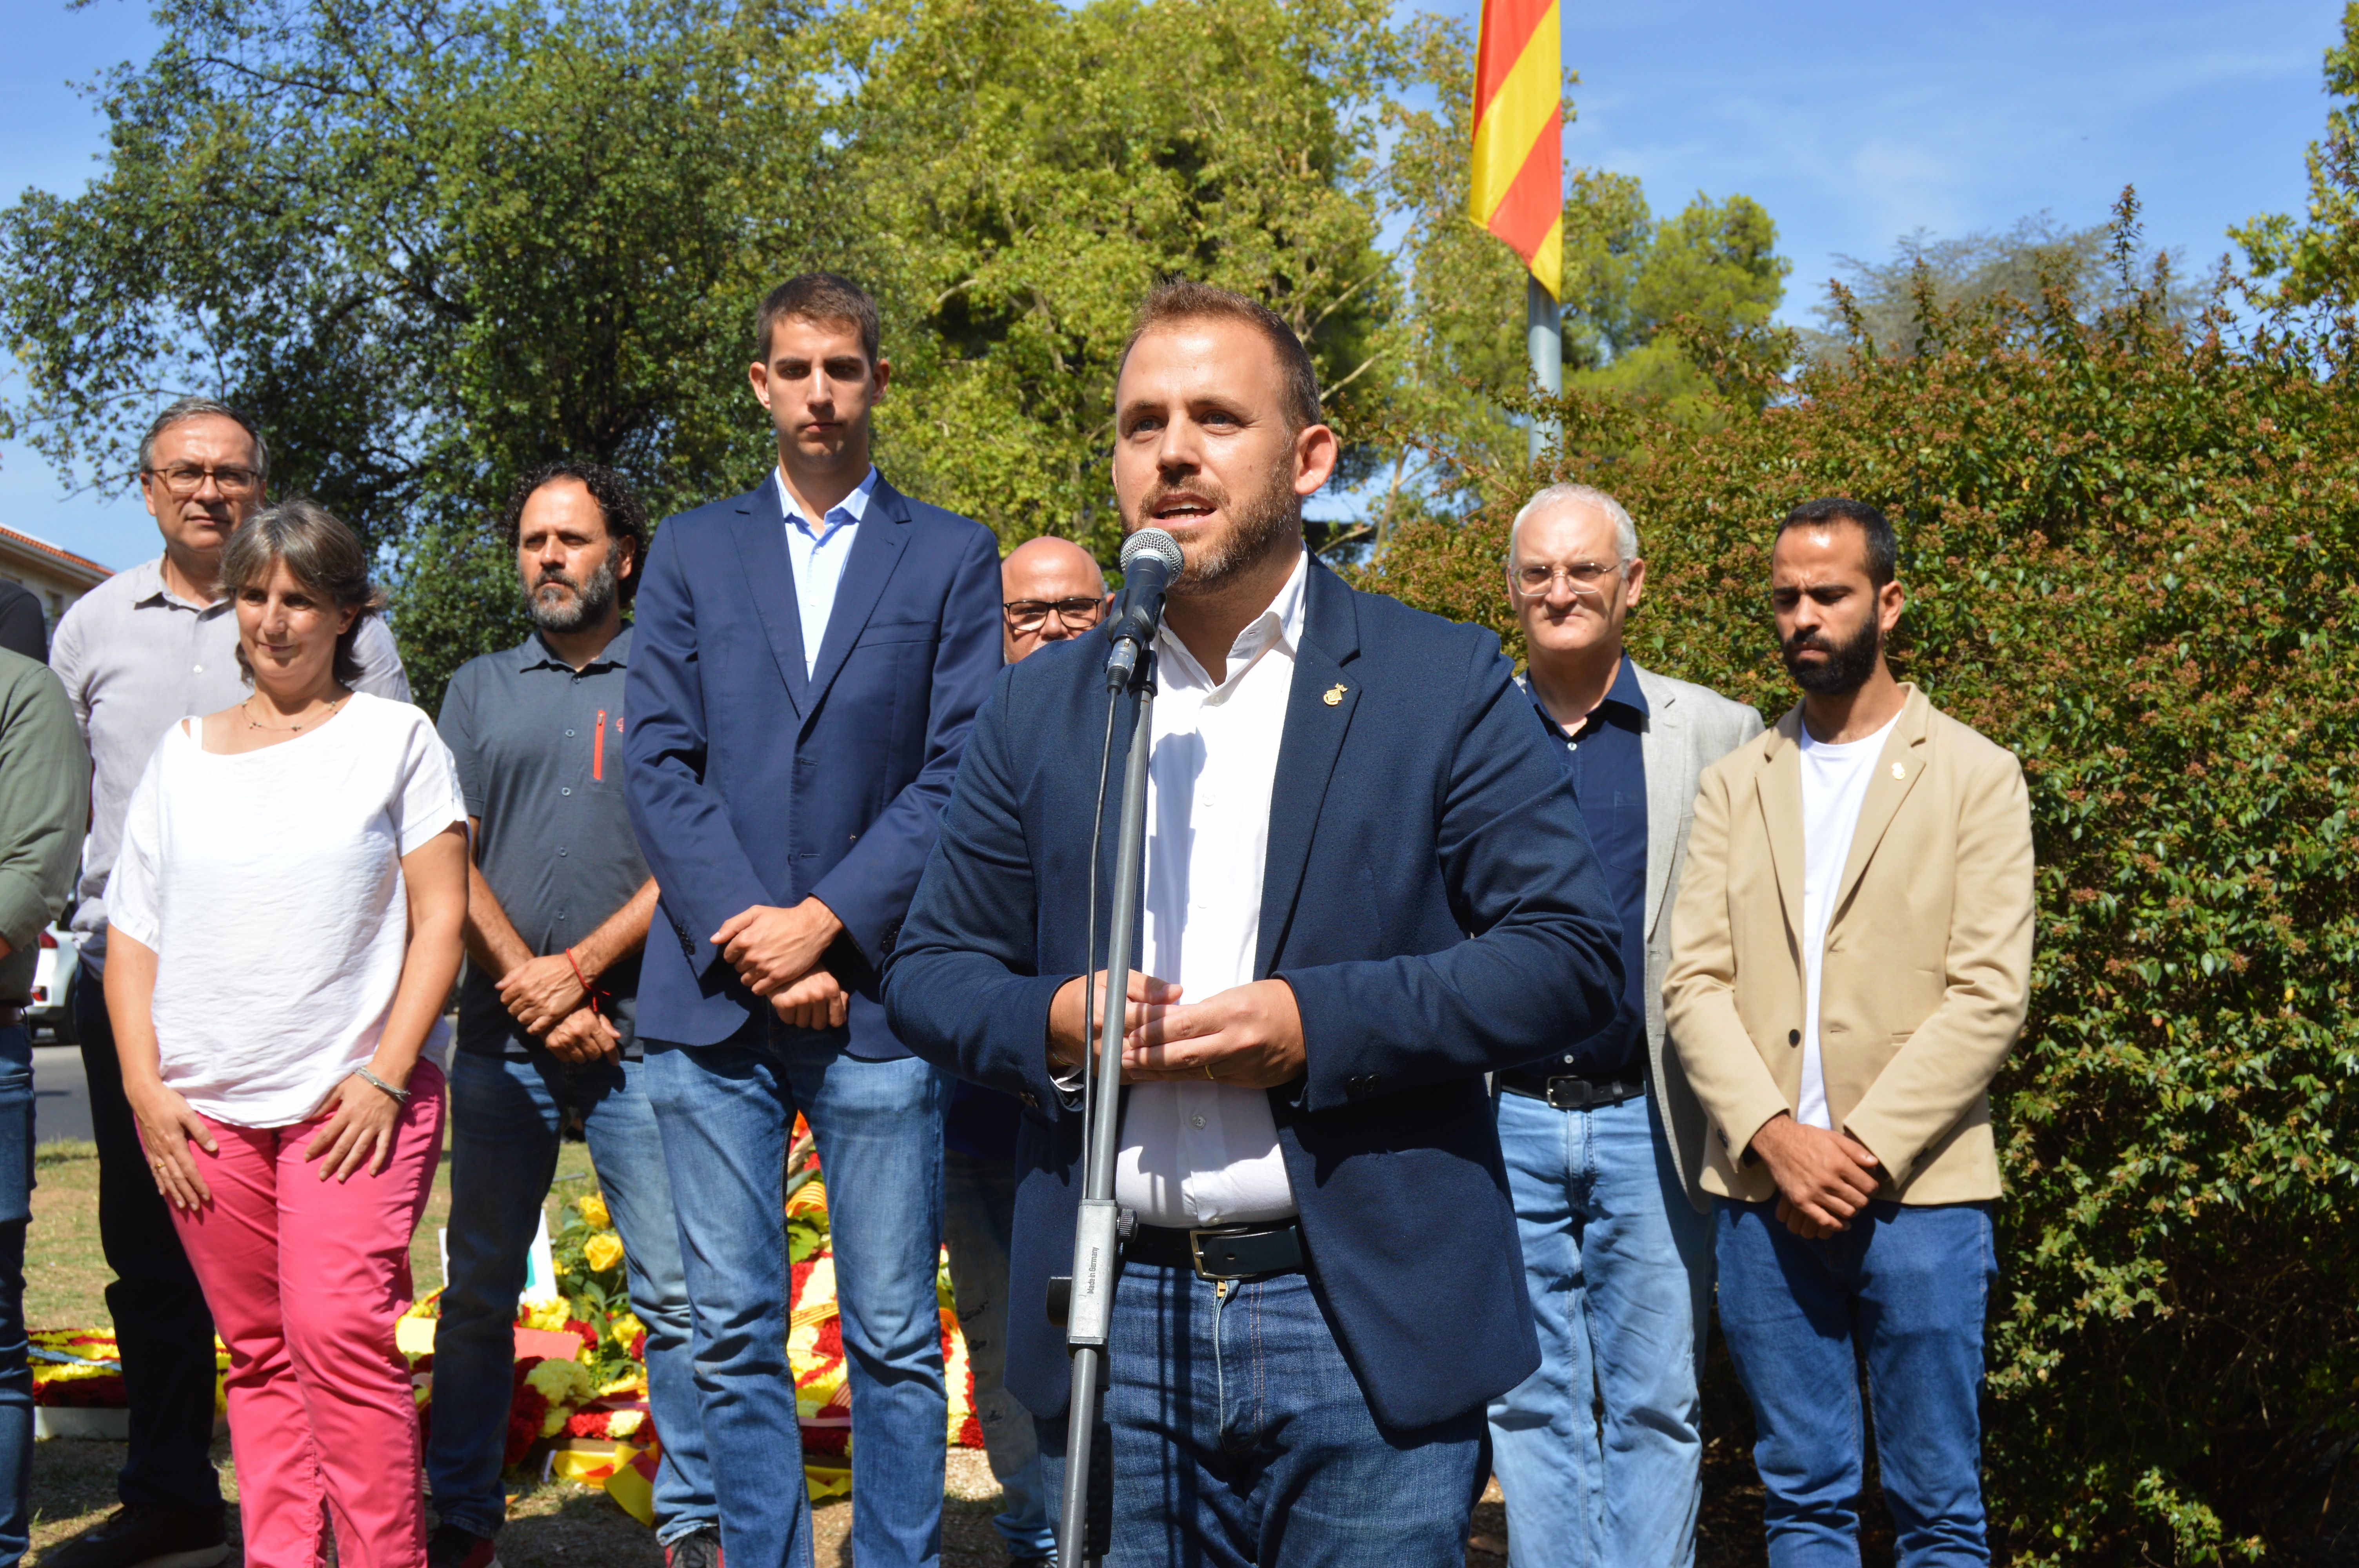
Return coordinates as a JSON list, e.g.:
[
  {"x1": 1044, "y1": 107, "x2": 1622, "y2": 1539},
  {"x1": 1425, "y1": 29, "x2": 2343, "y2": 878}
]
[
  {"x1": 1891, "y1": 762, "x2": 1907, "y2": 780},
  {"x1": 1323, "y1": 683, "x2": 1347, "y2": 706}
]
